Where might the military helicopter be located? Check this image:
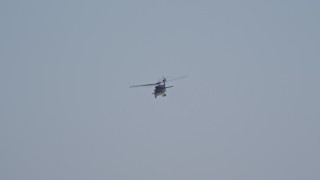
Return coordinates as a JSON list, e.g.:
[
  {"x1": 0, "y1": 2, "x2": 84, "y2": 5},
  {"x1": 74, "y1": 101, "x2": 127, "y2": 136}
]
[{"x1": 130, "y1": 76, "x2": 186, "y2": 98}]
